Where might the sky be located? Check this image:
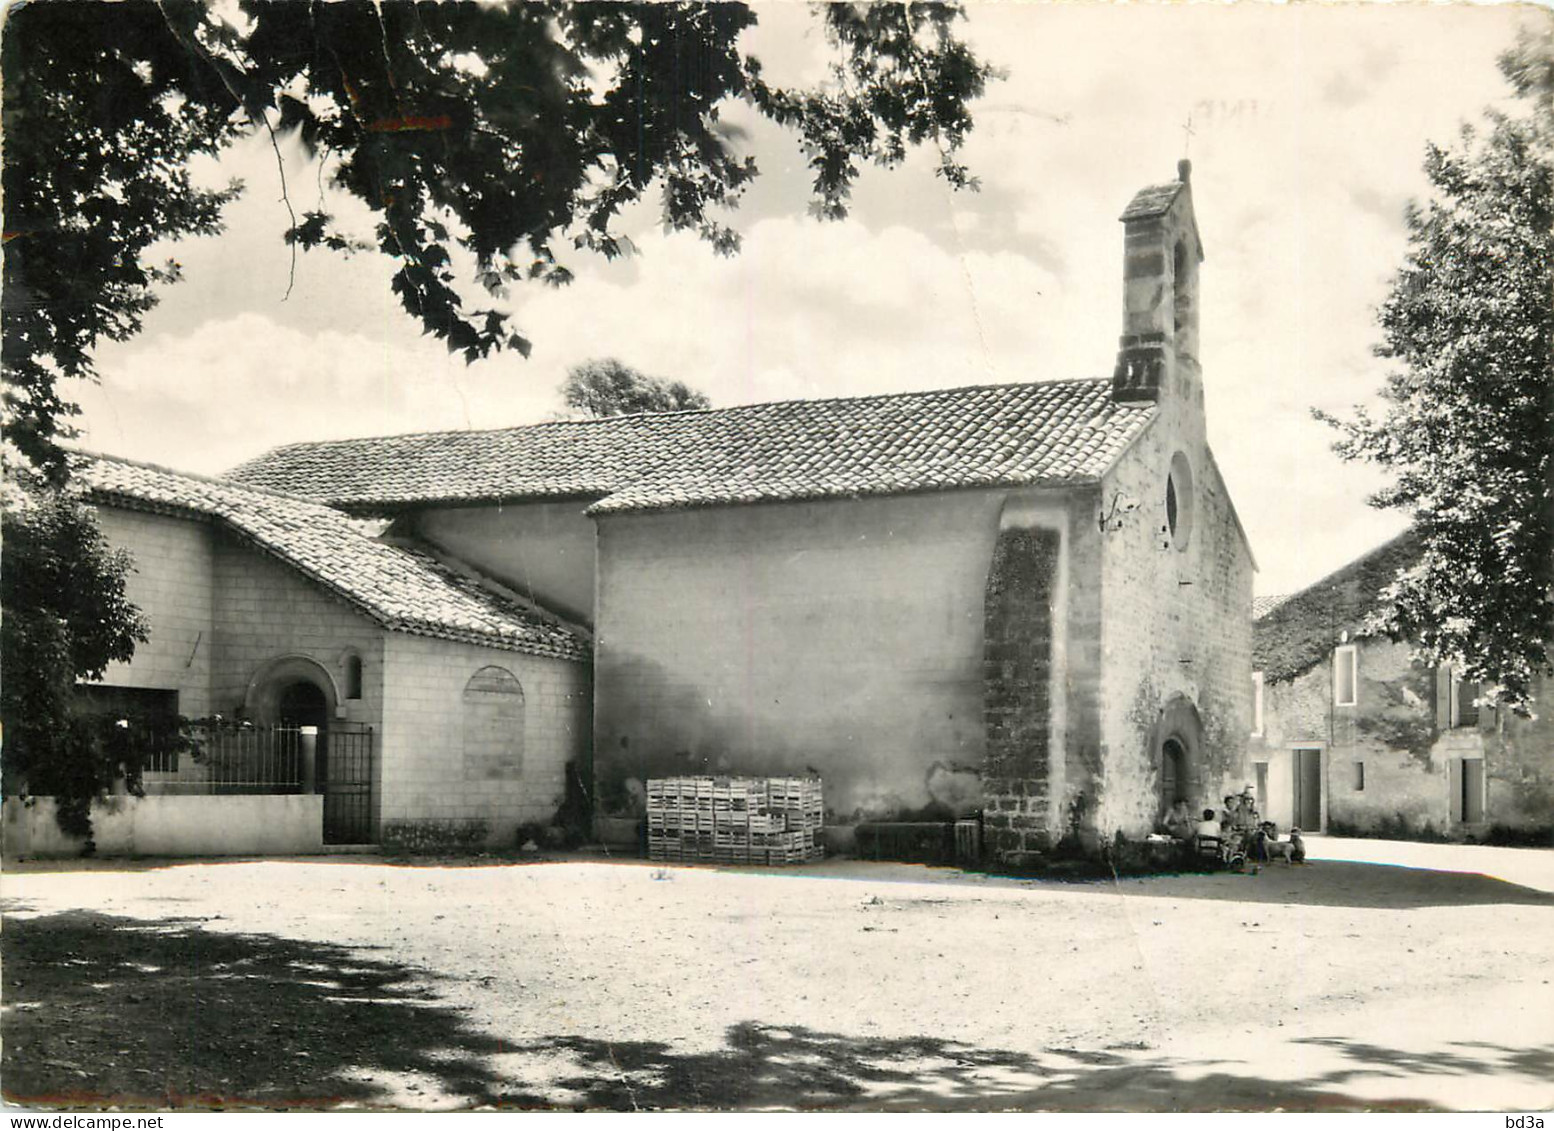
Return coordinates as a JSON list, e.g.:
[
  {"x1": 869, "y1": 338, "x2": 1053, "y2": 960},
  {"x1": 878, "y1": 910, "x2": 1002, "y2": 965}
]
[{"x1": 69, "y1": 2, "x2": 1541, "y2": 597}]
